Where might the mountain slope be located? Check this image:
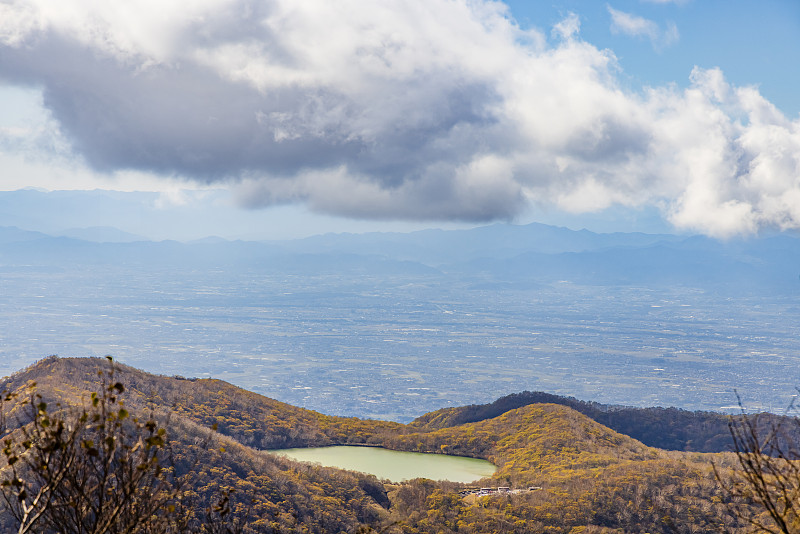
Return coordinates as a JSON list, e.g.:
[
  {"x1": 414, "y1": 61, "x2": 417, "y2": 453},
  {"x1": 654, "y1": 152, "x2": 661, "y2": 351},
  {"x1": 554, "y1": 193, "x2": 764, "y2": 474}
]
[
  {"x1": 0, "y1": 357, "x2": 394, "y2": 533},
  {"x1": 0, "y1": 357, "x2": 758, "y2": 533},
  {"x1": 3, "y1": 356, "x2": 404, "y2": 449},
  {"x1": 411, "y1": 390, "x2": 800, "y2": 454},
  {"x1": 3, "y1": 221, "x2": 799, "y2": 295}
]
